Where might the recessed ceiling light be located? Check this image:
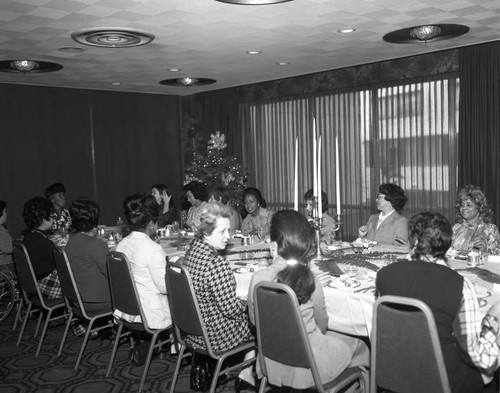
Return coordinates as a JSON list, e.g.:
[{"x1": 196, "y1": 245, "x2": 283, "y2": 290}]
[
  {"x1": 246, "y1": 50, "x2": 263, "y2": 55},
  {"x1": 383, "y1": 23, "x2": 469, "y2": 44},
  {"x1": 111, "y1": 82, "x2": 121, "y2": 86},
  {"x1": 0, "y1": 60, "x2": 63, "y2": 74},
  {"x1": 337, "y1": 27, "x2": 356, "y2": 34},
  {"x1": 276, "y1": 62, "x2": 290, "y2": 66},
  {"x1": 57, "y1": 46, "x2": 85, "y2": 53},
  {"x1": 168, "y1": 68, "x2": 181, "y2": 72},
  {"x1": 159, "y1": 77, "x2": 217, "y2": 87}
]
